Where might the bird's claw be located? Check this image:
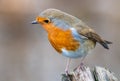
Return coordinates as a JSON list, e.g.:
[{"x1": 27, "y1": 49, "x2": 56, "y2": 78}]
[
  {"x1": 65, "y1": 69, "x2": 69, "y2": 76},
  {"x1": 74, "y1": 62, "x2": 85, "y2": 71}
]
